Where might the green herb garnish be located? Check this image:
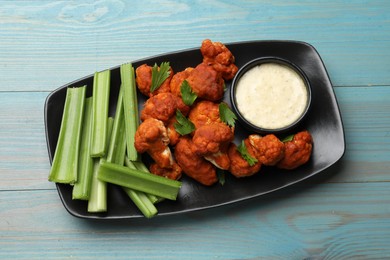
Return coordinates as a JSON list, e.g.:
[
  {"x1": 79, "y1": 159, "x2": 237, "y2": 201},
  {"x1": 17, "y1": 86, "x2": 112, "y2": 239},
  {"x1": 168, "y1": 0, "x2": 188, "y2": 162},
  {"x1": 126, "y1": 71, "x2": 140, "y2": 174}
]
[
  {"x1": 174, "y1": 109, "x2": 195, "y2": 135},
  {"x1": 180, "y1": 80, "x2": 197, "y2": 106},
  {"x1": 237, "y1": 140, "x2": 258, "y2": 166},
  {"x1": 217, "y1": 169, "x2": 226, "y2": 186},
  {"x1": 219, "y1": 102, "x2": 237, "y2": 127},
  {"x1": 150, "y1": 62, "x2": 171, "y2": 92},
  {"x1": 281, "y1": 134, "x2": 294, "y2": 143}
]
